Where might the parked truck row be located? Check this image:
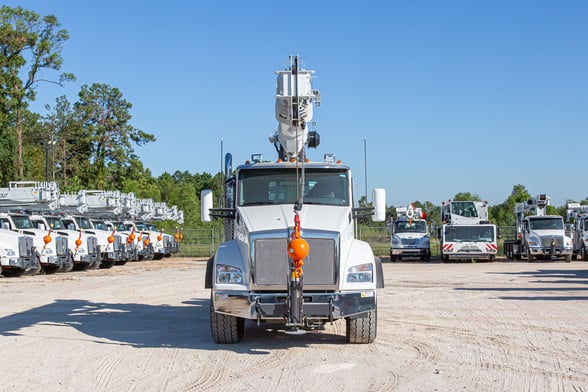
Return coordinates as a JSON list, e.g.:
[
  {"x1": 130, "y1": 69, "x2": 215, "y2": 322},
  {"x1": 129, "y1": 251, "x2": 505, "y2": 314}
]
[{"x1": 0, "y1": 182, "x2": 183, "y2": 277}]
